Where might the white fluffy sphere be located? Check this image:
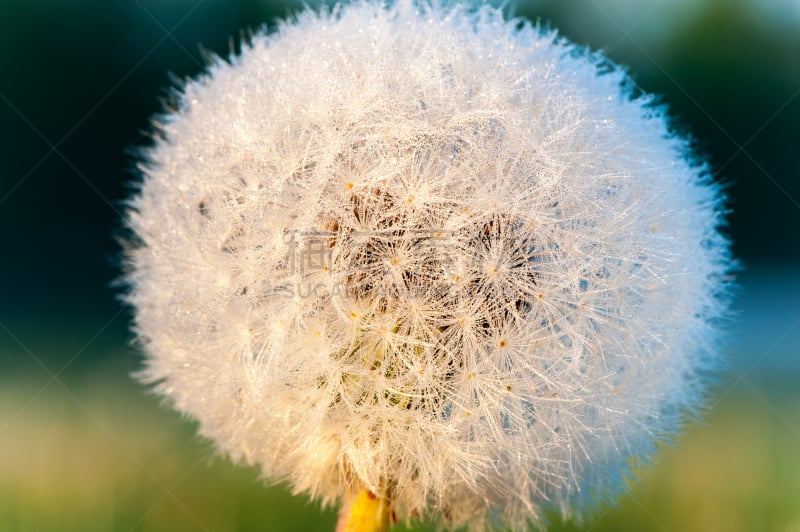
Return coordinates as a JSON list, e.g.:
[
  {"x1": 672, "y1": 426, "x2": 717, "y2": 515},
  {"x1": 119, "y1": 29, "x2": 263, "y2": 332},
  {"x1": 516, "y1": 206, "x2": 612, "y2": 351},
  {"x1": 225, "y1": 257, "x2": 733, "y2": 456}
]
[{"x1": 123, "y1": 2, "x2": 732, "y2": 529}]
